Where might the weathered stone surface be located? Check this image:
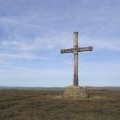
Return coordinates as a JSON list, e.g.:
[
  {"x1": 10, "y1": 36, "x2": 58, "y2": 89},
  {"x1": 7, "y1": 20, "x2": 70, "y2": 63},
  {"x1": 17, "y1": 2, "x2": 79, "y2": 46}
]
[{"x1": 63, "y1": 86, "x2": 88, "y2": 98}]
